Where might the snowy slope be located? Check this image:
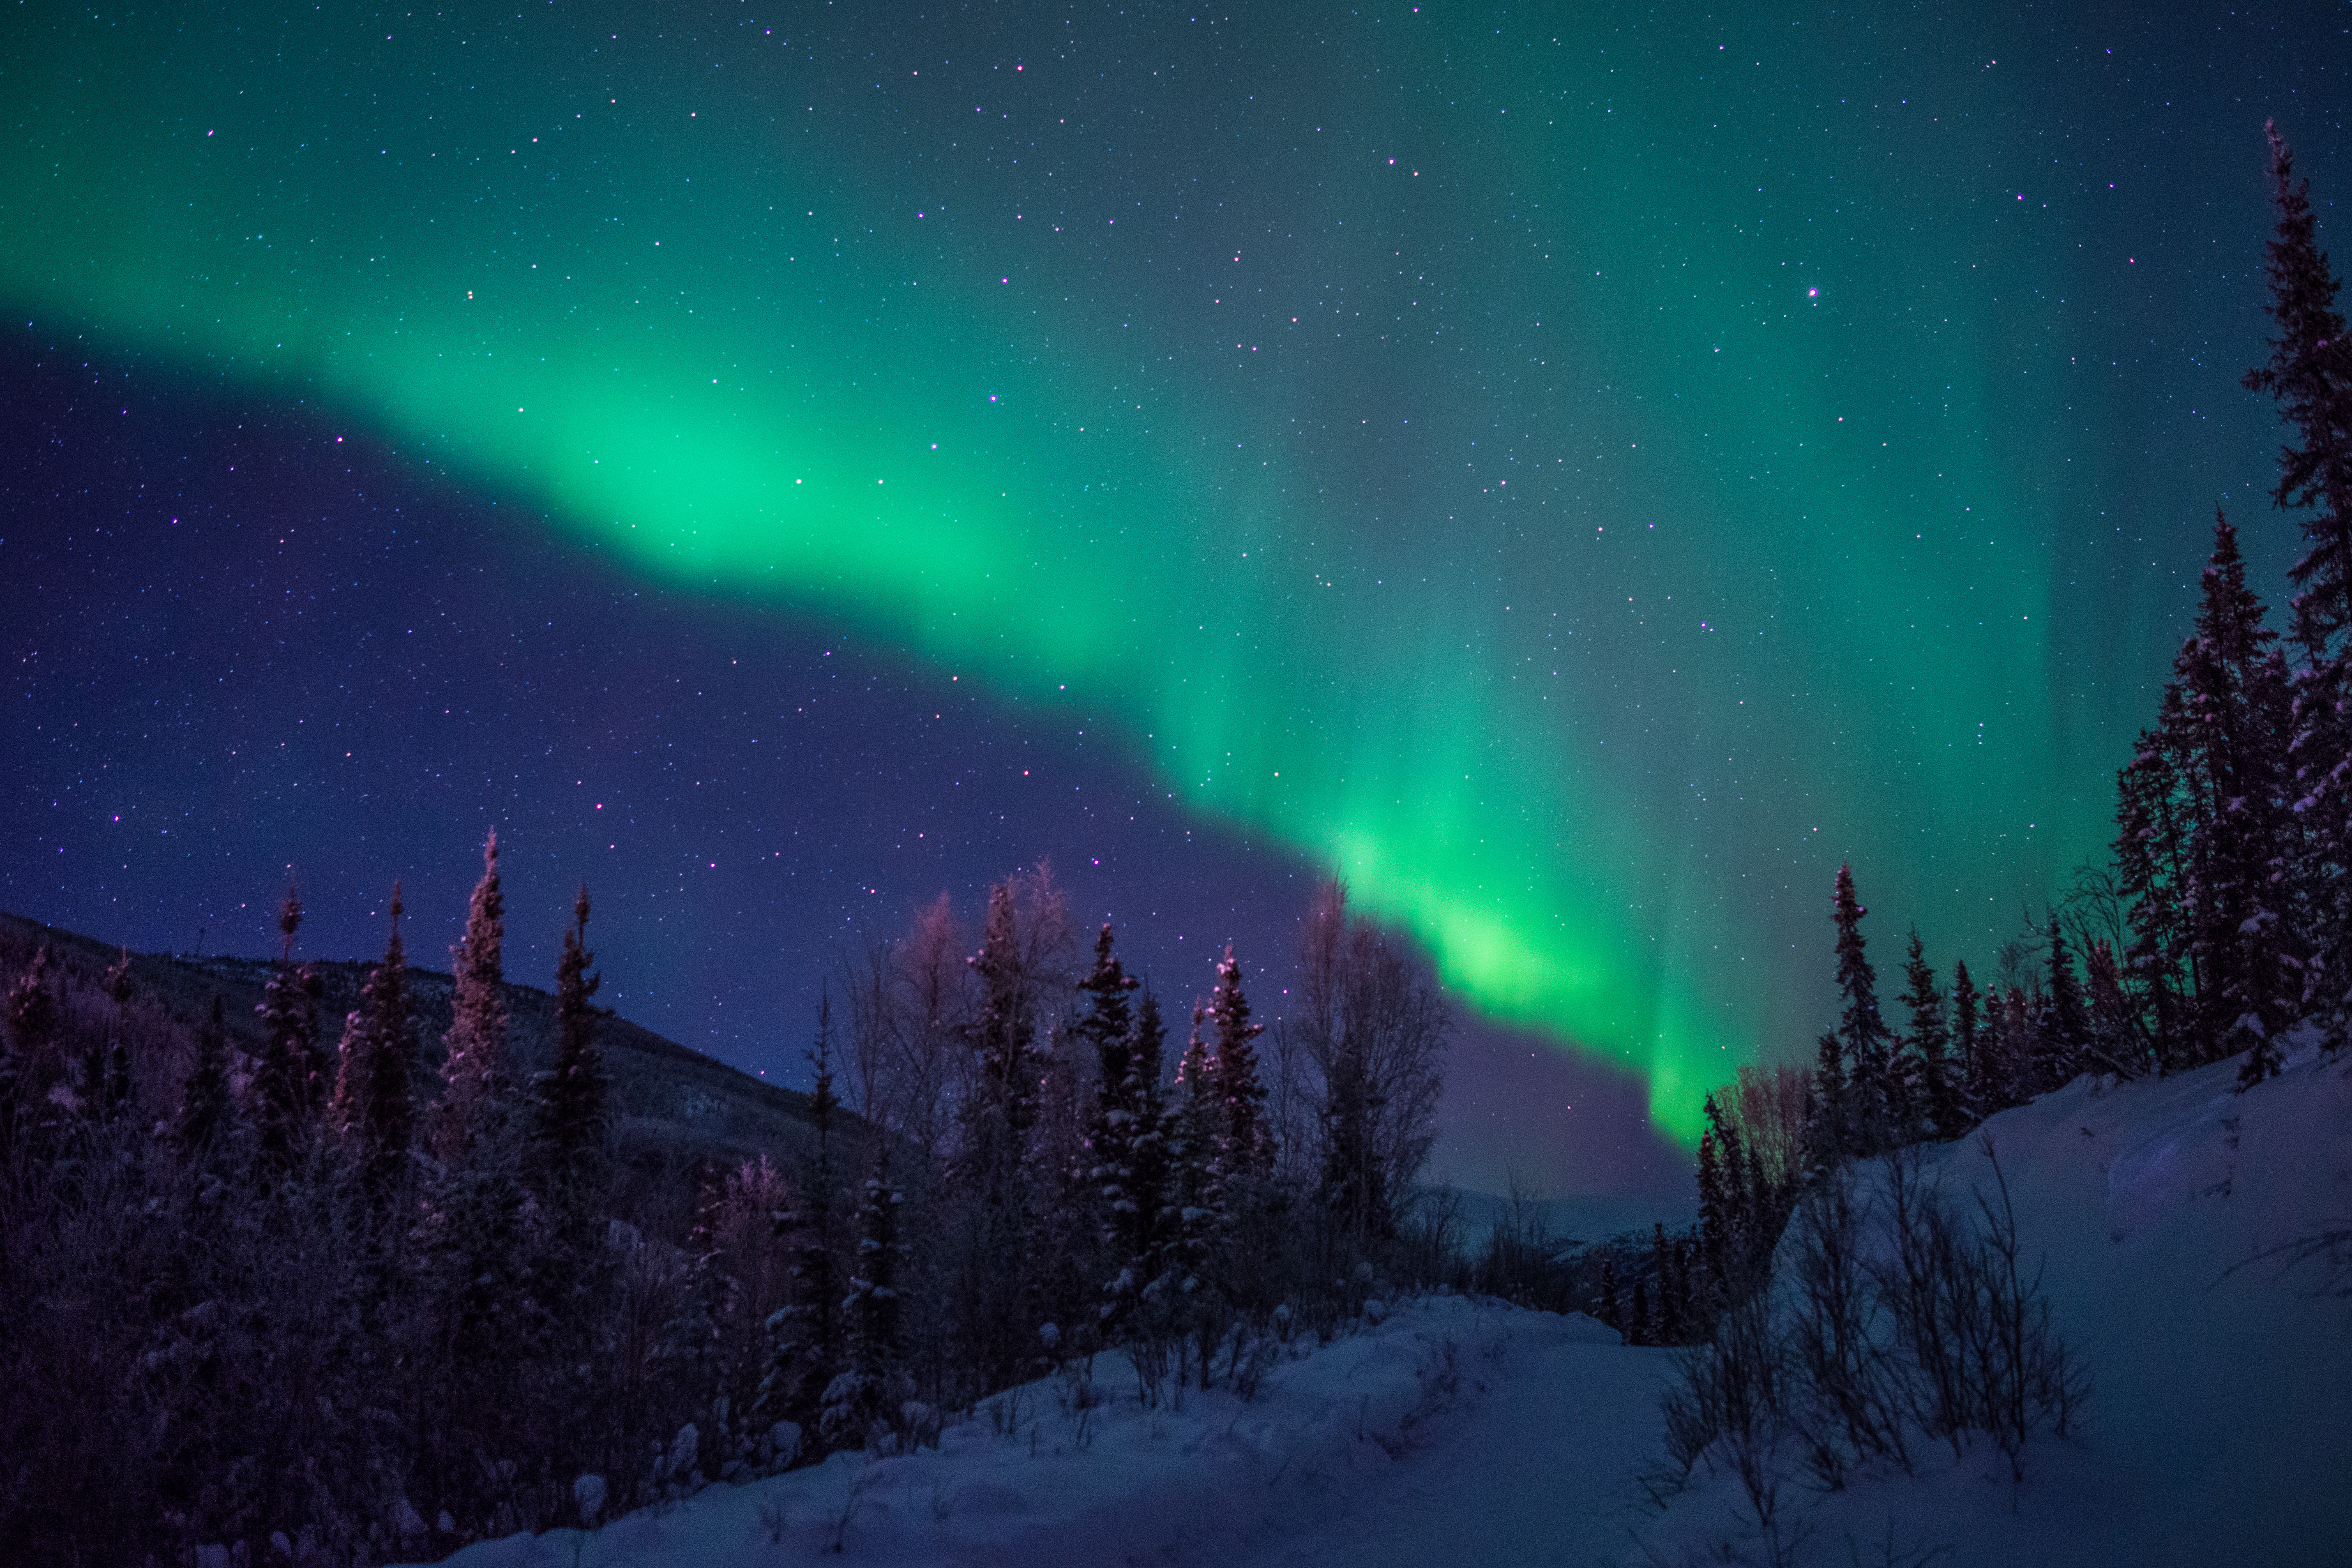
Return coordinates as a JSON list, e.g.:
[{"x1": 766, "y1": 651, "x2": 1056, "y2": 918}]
[
  {"x1": 1625, "y1": 1039, "x2": 2352, "y2": 1568},
  {"x1": 410, "y1": 1043, "x2": 2350, "y2": 1568}
]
